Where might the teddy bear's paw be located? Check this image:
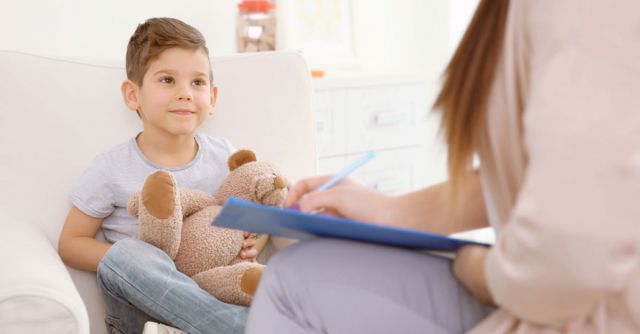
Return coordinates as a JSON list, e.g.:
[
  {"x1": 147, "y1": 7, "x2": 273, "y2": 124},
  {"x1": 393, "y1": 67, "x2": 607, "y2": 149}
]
[
  {"x1": 240, "y1": 266, "x2": 264, "y2": 296},
  {"x1": 192, "y1": 262, "x2": 264, "y2": 306},
  {"x1": 142, "y1": 170, "x2": 177, "y2": 219},
  {"x1": 138, "y1": 171, "x2": 183, "y2": 259}
]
